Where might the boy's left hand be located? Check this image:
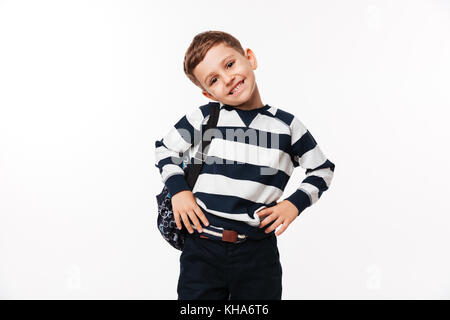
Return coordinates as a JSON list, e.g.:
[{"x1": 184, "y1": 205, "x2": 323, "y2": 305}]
[{"x1": 257, "y1": 200, "x2": 299, "y2": 236}]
